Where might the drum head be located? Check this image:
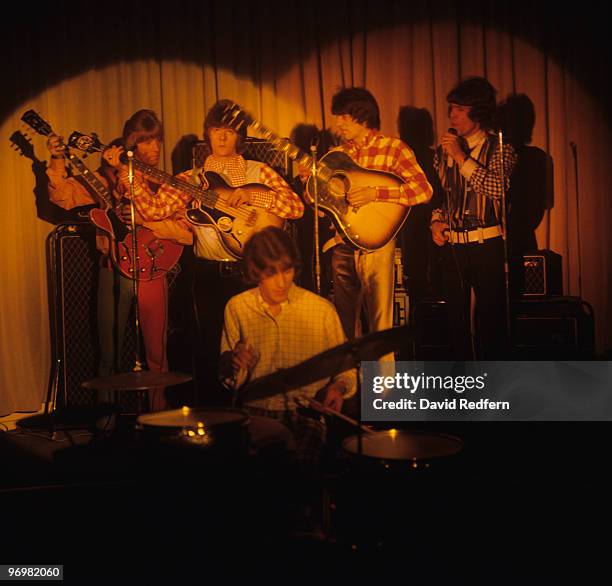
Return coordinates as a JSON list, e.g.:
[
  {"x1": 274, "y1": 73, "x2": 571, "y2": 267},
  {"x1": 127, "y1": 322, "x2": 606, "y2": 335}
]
[{"x1": 343, "y1": 430, "x2": 464, "y2": 462}]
